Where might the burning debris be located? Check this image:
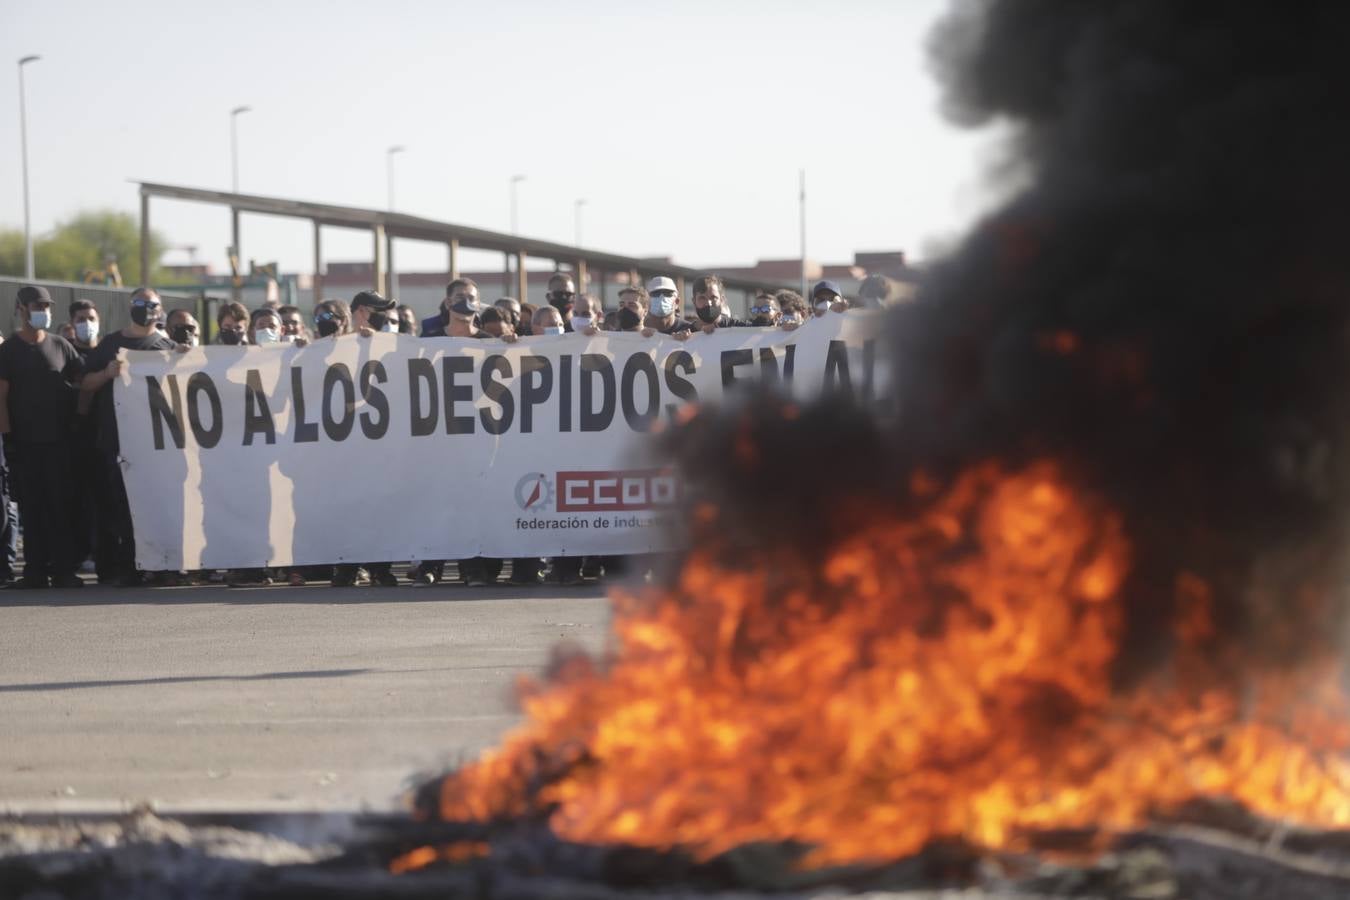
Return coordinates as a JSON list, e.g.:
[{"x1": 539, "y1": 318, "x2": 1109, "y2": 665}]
[{"x1": 403, "y1": 0, "x2": 1350, "y2": 881}]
